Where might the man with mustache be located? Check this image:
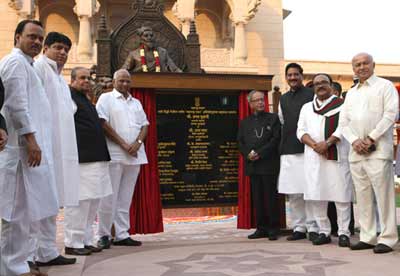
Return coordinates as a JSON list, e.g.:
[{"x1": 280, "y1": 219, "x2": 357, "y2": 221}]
[
  {"x1": 0, "y1": 20, "x2": 58, "y2": 276},
  {"x1": 31, "y1": 32, "x2": 79, "y2": 267},
  {"x1": 339, "y1": 53, "x2": 399, "y2": 253},
  {"x1": 278, "y1": 63, "x2": 318, "y2": 242},
  {"x1": 297, "y1": 73, "x2": 353, "y2": 247},
  {"x1": 122, "y1": 26, "x2": 182, "y2": 73}
]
